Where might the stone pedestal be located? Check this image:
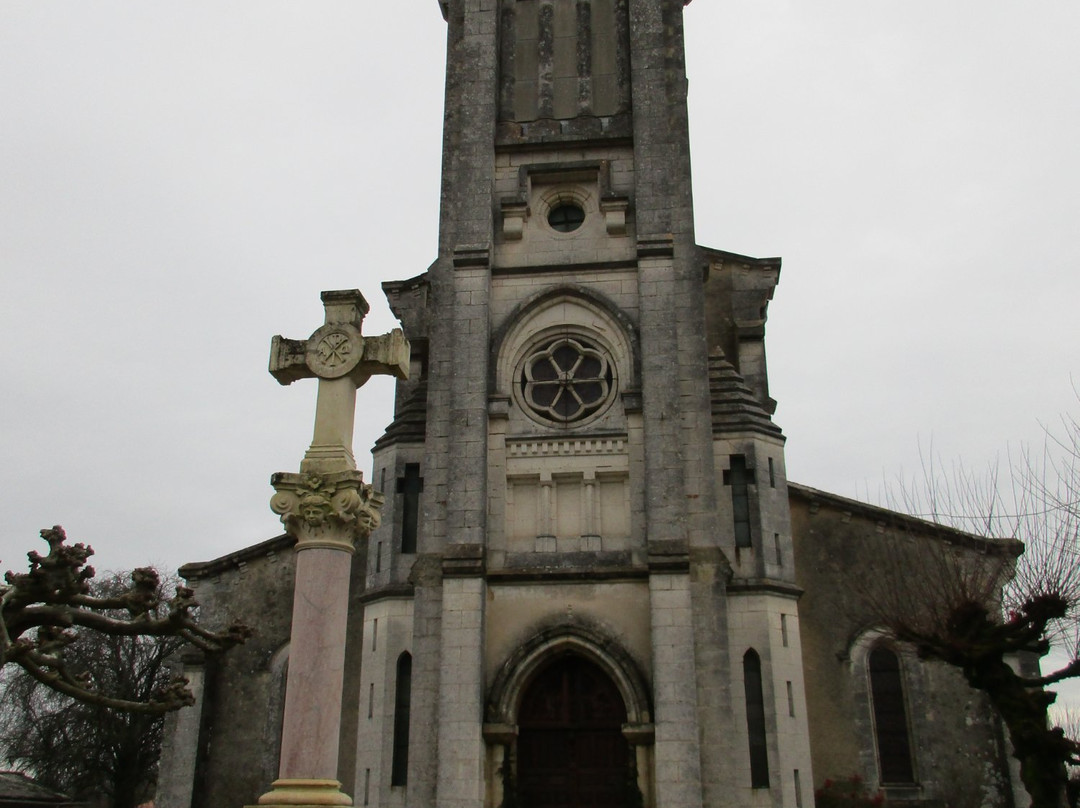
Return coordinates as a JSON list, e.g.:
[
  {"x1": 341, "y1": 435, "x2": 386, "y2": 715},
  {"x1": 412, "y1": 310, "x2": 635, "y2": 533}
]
[{"x1": 252, "y1": 779, "x2": 352, "y2": 807}]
